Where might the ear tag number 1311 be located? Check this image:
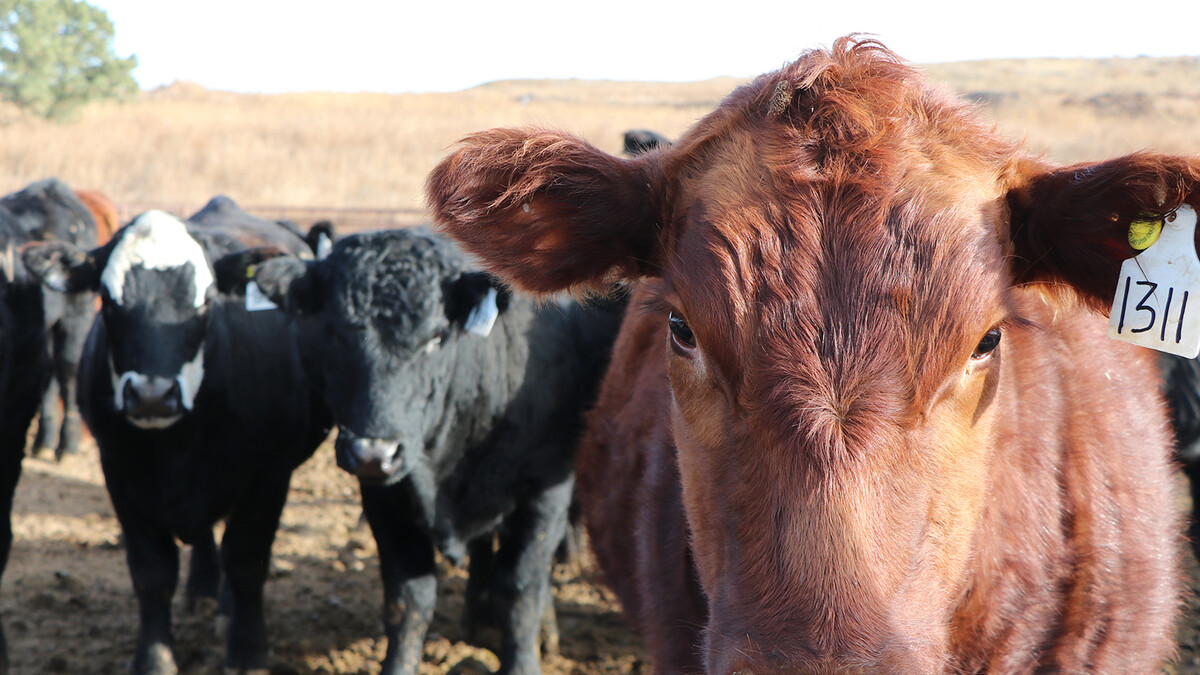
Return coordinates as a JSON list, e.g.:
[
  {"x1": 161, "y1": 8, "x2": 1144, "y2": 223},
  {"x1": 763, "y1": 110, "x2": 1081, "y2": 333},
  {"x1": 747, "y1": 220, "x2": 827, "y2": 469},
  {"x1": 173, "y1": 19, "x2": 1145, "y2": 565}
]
[{"x1": 1108, "y1": 204, "x2": 1200, "y2": 358}]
